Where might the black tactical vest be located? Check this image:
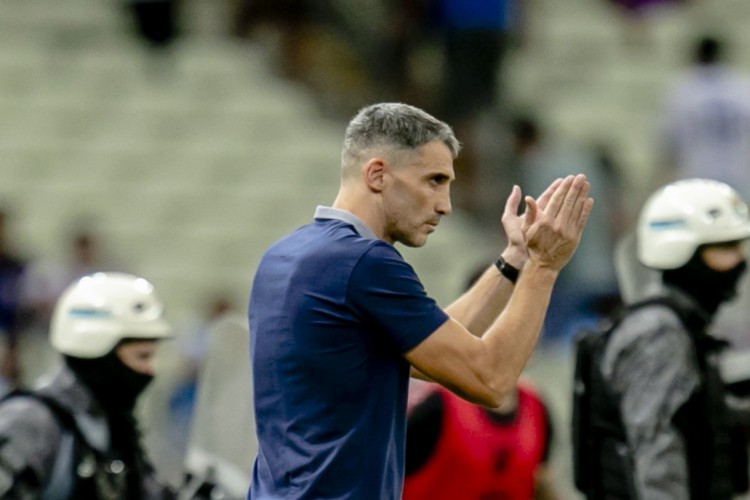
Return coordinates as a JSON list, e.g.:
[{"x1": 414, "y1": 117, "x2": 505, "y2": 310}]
[
  {"x1": 4, "y1": 391, "x2": 148, "y2": 500},
  {"x1": 572, "y1": 297, "x2": 747, "y2": 500}
]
